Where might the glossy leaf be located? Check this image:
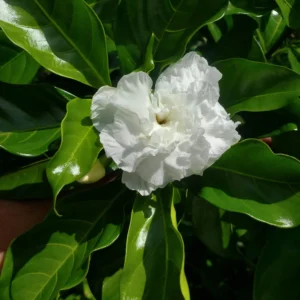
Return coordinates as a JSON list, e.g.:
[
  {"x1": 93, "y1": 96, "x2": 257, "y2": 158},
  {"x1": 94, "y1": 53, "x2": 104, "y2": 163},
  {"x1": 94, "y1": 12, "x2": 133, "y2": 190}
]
[
  {"x1": 0, "y1": 0, "x2": 110, "y2": 87},
  {"x1": 115, "y1": 0, "x2": 228, "y2": 73},
  {"x1": 0, "y1": 160, "x2": 51, "y2": 200},
  {"x1": 0, "y1": 30, "x2": 39, "y2": 84},
  {"x1": 254, "y1": 227, "x2": 300, "y2": 300},
  {"x1": 47, "y1": 98, "x2": 102, "y2": 202},
  {"x1": 198, "y1": 139, "x2": 300, "y2": 228},
  {"x1": 215, "y1": 59, "x2": 300, "y2": 115},
  {"x1": 120, "y1": 186, "x2": 190, "y2": 300},
  {"x1": 0, "y1": 181, "x2": 129, "y2": 300},
  {"x1": 259, "y1": 10, "x2": 286, "y2": 53},
  {"x1": 276, "y1": 0, "x2": 300, "y2": 29}
]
